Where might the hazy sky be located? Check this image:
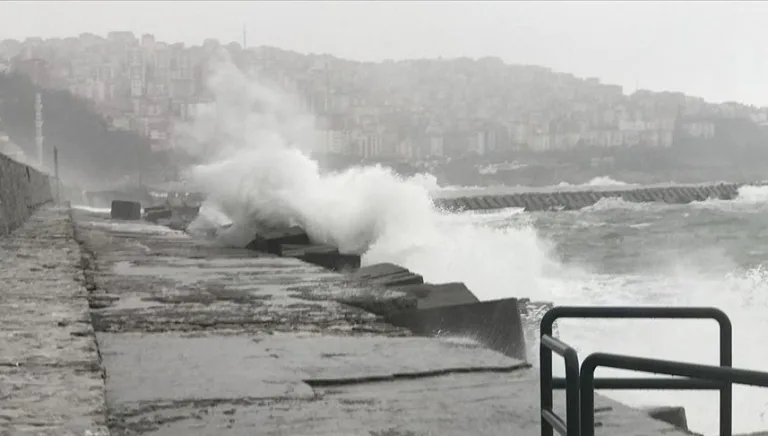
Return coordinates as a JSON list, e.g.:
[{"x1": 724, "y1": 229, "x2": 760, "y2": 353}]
[{"x1": 2, "y1": 1, "x2": 768, "y2": 106}]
